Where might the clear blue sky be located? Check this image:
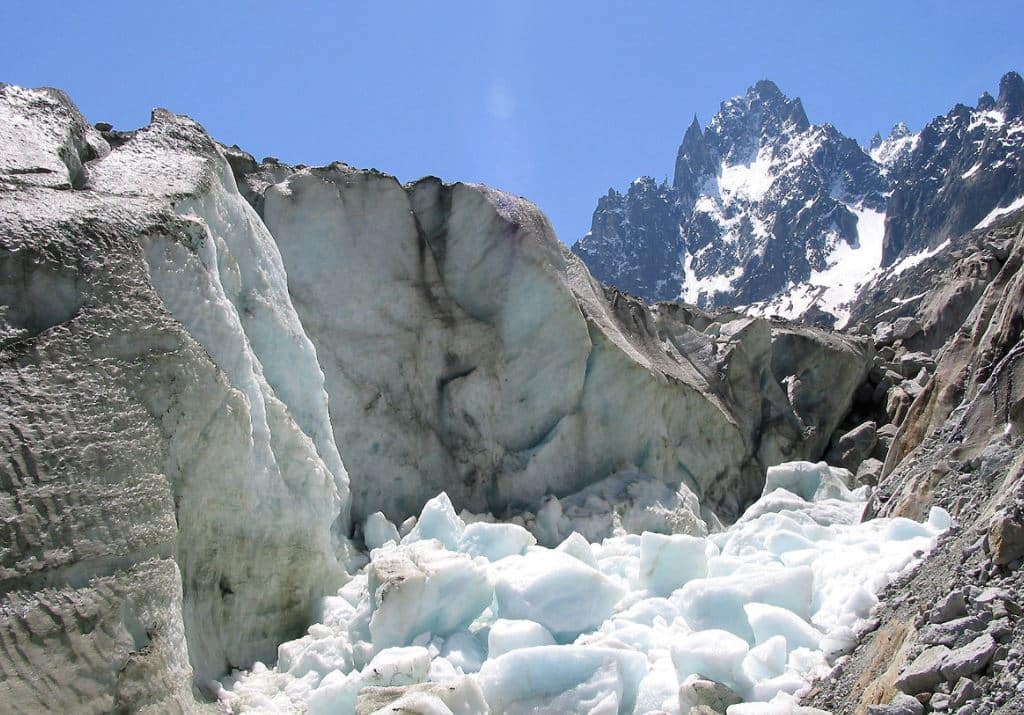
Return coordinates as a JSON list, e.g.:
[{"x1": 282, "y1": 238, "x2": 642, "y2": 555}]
[{"x1": 2, "y1": 1, "x2": 1021, "y2": 244}]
